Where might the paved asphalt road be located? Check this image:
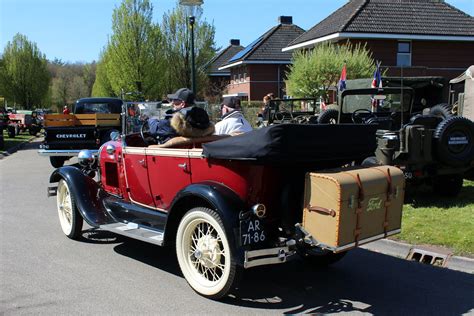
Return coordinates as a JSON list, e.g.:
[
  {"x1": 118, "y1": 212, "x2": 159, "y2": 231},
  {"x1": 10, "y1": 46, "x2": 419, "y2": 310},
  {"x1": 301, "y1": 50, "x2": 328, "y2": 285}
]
[{"x1": 1, "y1": 139, "x2": 473, "y2": 315}]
